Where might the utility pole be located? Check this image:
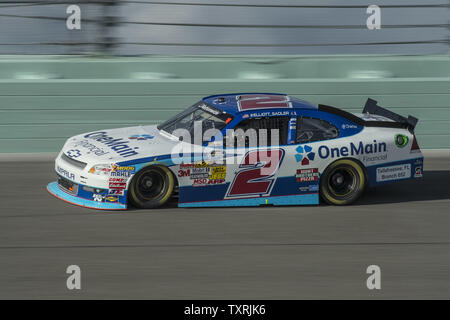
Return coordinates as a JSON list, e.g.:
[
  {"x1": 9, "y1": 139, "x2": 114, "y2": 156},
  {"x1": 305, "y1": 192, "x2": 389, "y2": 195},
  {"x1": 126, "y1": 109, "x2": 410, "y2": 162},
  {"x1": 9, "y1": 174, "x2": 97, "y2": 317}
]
[{"x1": 98, "y1": 0, "x2": 120, "y2": 55}]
